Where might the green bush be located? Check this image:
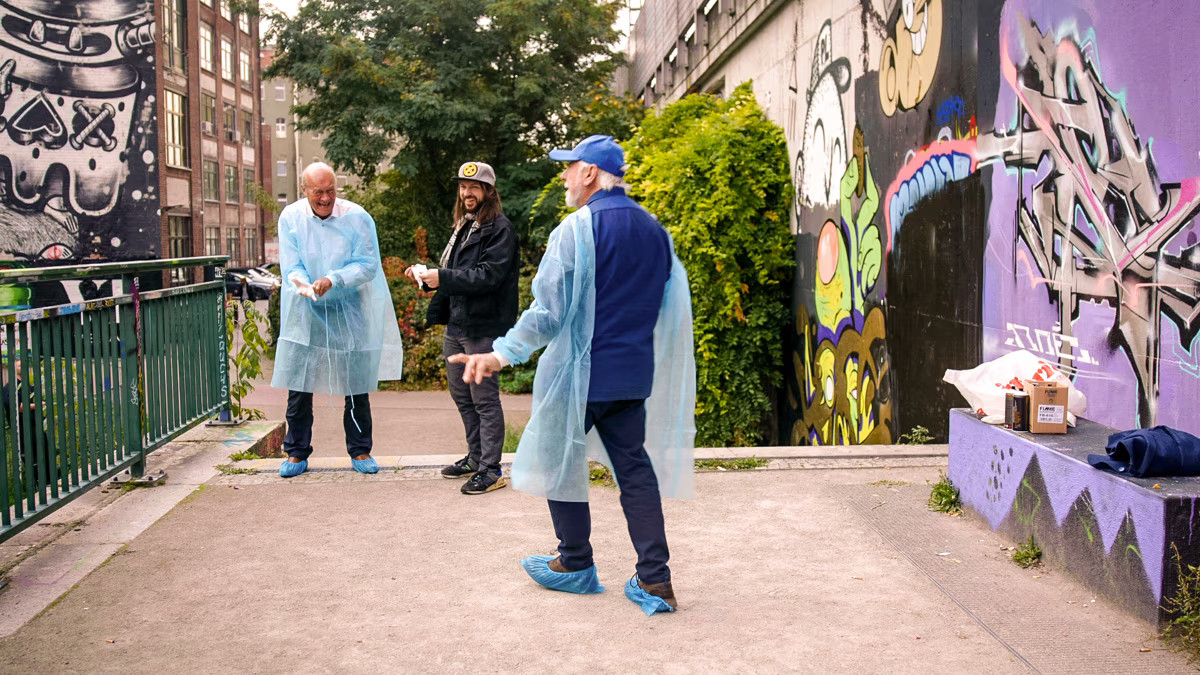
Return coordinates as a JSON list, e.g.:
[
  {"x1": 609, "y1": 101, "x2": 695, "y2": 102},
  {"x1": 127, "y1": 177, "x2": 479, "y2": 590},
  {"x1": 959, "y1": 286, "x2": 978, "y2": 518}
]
[
  {"x1": 266, "y1": 286, "x2": 280, "y2": 353},
  {"x1": 626, "y1": 82, "x2": 794, "y2": 447},
  {"x1": 498, "y1": 264, "x2": 539, "y2": 394}
]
